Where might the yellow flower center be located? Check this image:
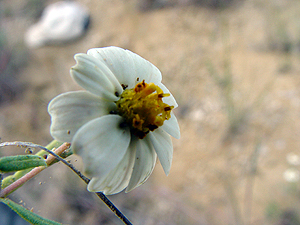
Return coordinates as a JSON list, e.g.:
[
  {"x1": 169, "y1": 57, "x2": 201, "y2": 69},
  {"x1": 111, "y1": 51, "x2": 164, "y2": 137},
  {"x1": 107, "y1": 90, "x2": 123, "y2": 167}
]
[{"x1": 115, "y1": 80, "x2": 173, "y2": 139}]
